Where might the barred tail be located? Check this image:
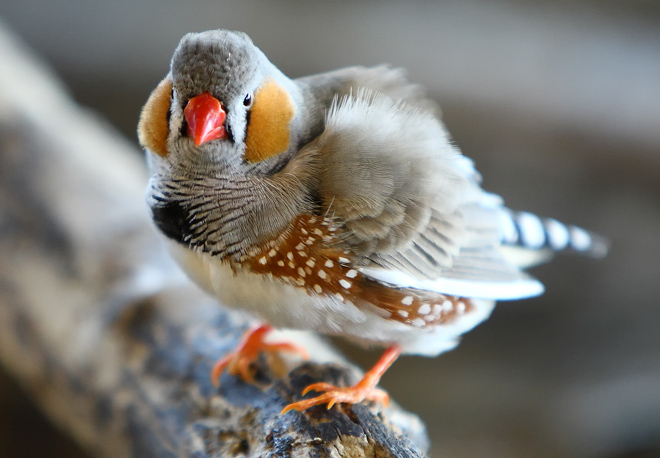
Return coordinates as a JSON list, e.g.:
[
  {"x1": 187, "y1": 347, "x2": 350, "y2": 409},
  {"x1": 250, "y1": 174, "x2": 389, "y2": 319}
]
[{"x1": 499, "y1": 210, "x2": 609, "y2": 258}]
